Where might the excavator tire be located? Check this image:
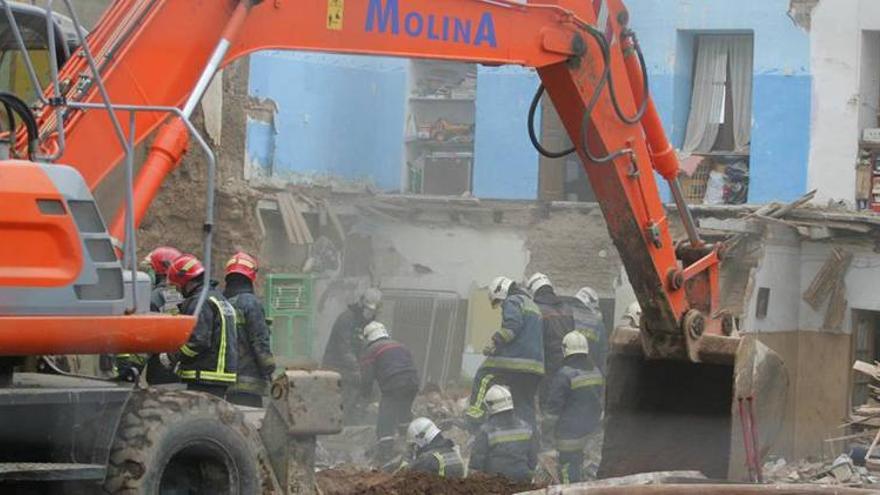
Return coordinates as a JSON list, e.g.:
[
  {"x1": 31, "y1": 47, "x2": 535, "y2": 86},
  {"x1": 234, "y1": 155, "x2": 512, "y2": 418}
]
[{"x1": 102, "y1": 388, "x2": 263, "y2": 494}]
